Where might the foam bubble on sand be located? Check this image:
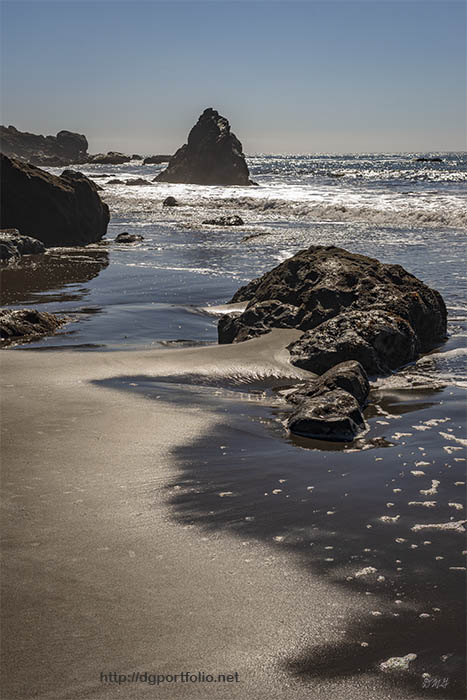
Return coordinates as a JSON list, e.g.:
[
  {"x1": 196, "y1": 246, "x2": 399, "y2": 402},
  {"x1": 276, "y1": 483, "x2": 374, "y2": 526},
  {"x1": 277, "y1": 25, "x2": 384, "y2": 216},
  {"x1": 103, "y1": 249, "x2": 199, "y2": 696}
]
[
  {"x1": 392, "y1": 432, "x2": 413, "y2": 439},
  {"x1": 420, "y1": 480, "x2": 440, "y2": 496},
  {"x1": 272, "y1": 489, "x2": 282, "y2": 495},
  {"x1": 444, "y1": 445, "x2": 463, "y2": 454},
  {"x1": 449, "y1": 566, "x2": 466, "y2": 571},
  {"x1": 412, "y1": 520, "x2": 466, "y2": 533},
  {"x1": 415, "y1": 461, "x2": 430, "y2": 467},
  {"x1": 411, "y1": 471, "x2": 425, "y2": 477},
  {"x1": 386, "y1": 503, "x2": 395, "y2": 508},
  {"x1": 371, "y1": 611, "x2": 383, "y2": 616},
  {"x1": 395, "y1": 538, "x2": 407, "y2": 543},
  {"x1": 419, "y1": 613, "x2": 431, "y2": 618},
  {"x1": 380, "y1": 515, "x2": 400, "y2": 523},
  {"x1": 439, "y1": 431, "x2": 467, "y2": 446},
  {"x1": 273, "y1": 535, "x2": 285, "y2": 542},
  {"x1": 393, "y1": 488, "x2": 402, "y2": 493},
  {"x1": 455, "y1": 481, "x2": 465, "y2": 486},
  {"x1": 219, "y1": 491, "x2": 233, "y2": 497},
  {"x1": 408, "y1": 501, "x2": 437, "y2": 508},
  {"x1": 306, "y1": 486, "x2": 314, "y2": 491},
  {"x1": 449, "y1": 502, "x2": 464, "y2": 510},
  {"x1": 380, "y1": 653, "x2": 417, "y2": 672},
  {"x1": 355, "y1": 566, "x2": 377, "y2": 577}
]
